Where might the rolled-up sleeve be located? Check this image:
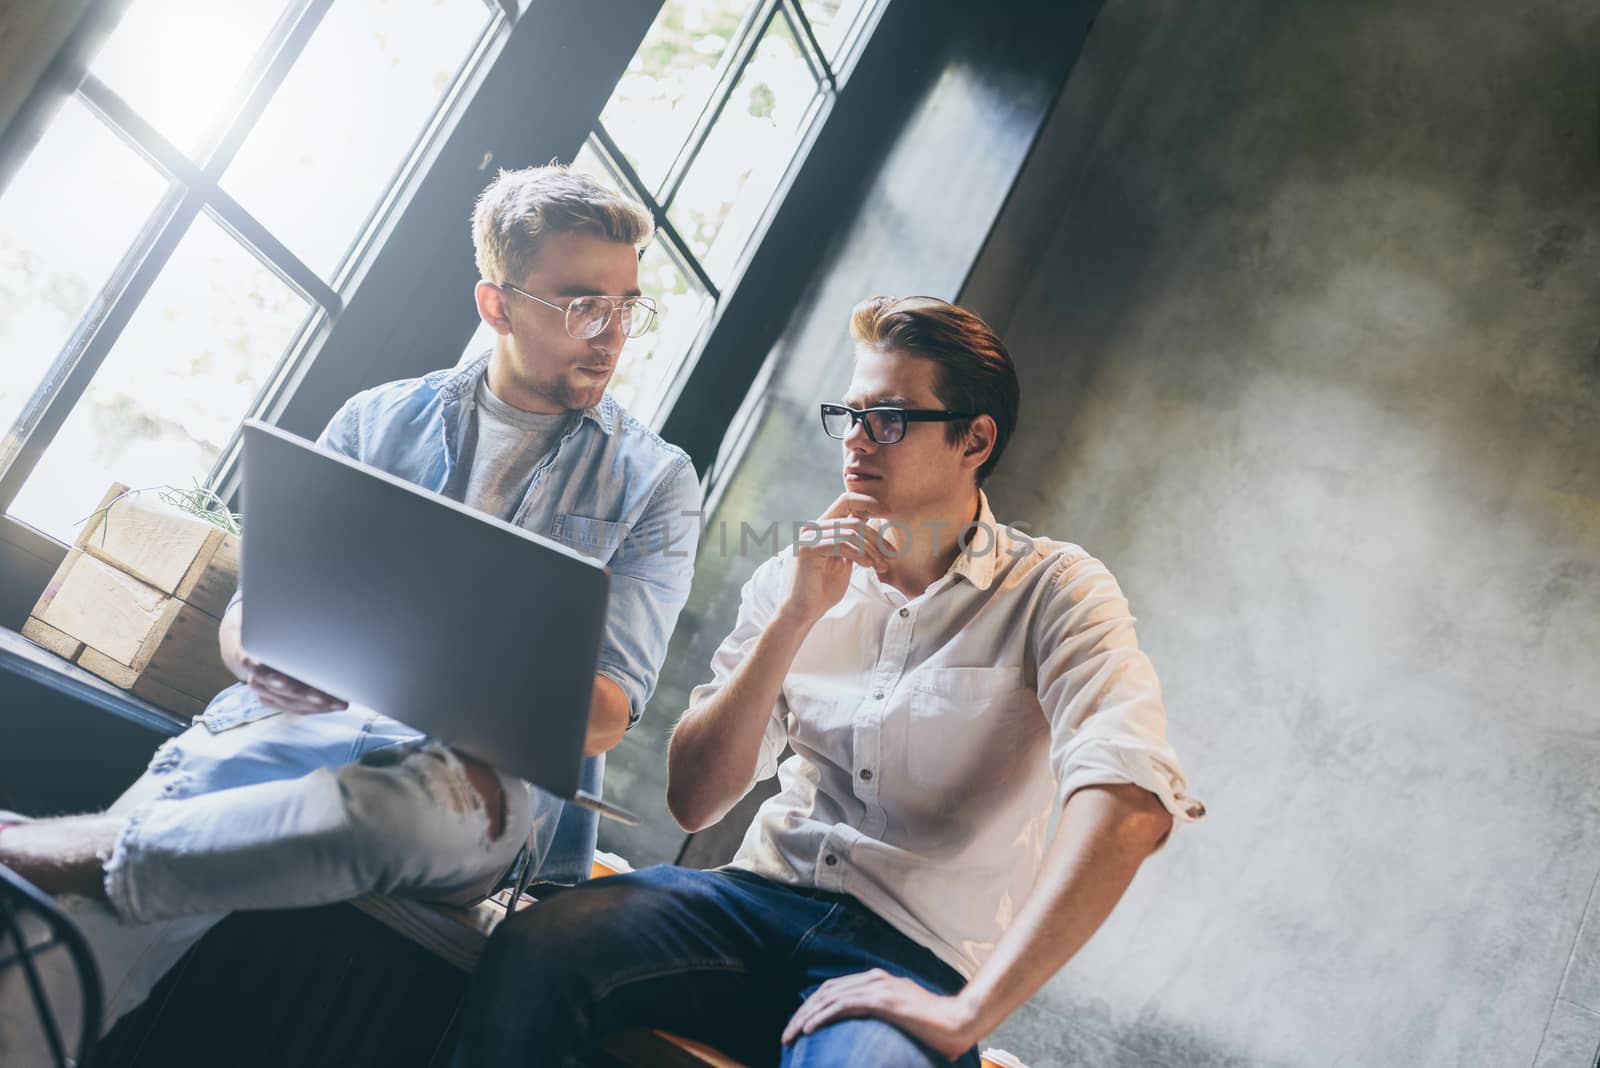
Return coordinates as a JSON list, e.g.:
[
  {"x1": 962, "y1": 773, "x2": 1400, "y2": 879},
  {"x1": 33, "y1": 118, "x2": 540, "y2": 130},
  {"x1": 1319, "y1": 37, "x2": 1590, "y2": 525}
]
[
  {"x1": 595, "y1": 457, "x2": 702, "y2": 727},
  {"x1": 684, "y1": 554, "x2": 790, "y2": 786},
  {"x1": 1034, "y1": 554, "x2": 1205, "y2": 828}
]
